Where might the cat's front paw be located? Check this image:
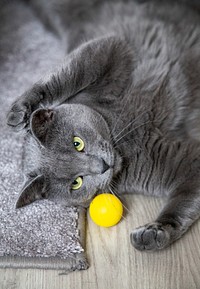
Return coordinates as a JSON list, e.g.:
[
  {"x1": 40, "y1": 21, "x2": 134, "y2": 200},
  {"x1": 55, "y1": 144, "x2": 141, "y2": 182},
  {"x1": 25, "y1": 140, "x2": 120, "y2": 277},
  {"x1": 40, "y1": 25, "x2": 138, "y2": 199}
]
[
  {"x1": 130, "y1": 222, "x2": 171, "y2": 251},
  {"x1": 7, "y1": 100, "x2": 32, "y2": 131}
]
